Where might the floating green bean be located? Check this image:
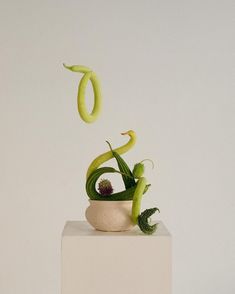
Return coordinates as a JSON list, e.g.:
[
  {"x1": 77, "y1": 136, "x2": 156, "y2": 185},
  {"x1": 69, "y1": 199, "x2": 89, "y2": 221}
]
[{"x1": 63, "y1": 64, "x2": 102, "y2": 123}]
